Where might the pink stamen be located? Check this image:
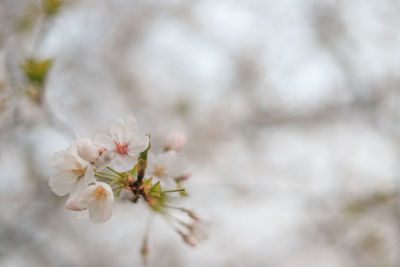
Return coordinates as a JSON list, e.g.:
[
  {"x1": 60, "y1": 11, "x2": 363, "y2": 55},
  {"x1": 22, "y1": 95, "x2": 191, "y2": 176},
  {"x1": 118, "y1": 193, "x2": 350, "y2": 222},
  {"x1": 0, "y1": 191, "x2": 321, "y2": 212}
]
[{"x1": 114, "y1": 141, "x2": 129, "y2": 155}]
